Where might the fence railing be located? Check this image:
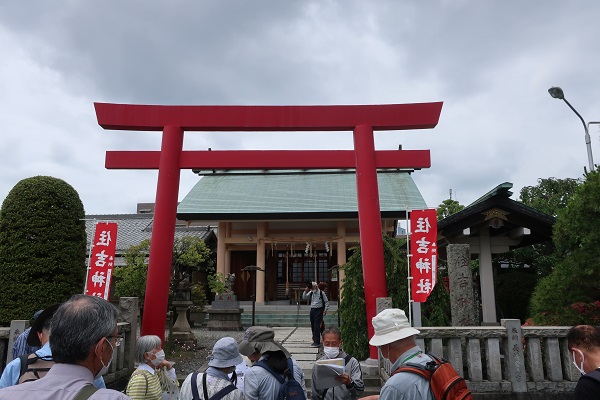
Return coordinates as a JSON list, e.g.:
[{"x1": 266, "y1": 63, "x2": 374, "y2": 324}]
[
  {"x1": 0, "y1": 297, "x2": 139, "y2": 388},
  {"x1": 378, "y1": 320, "x2": 578, "y2": 395}
]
